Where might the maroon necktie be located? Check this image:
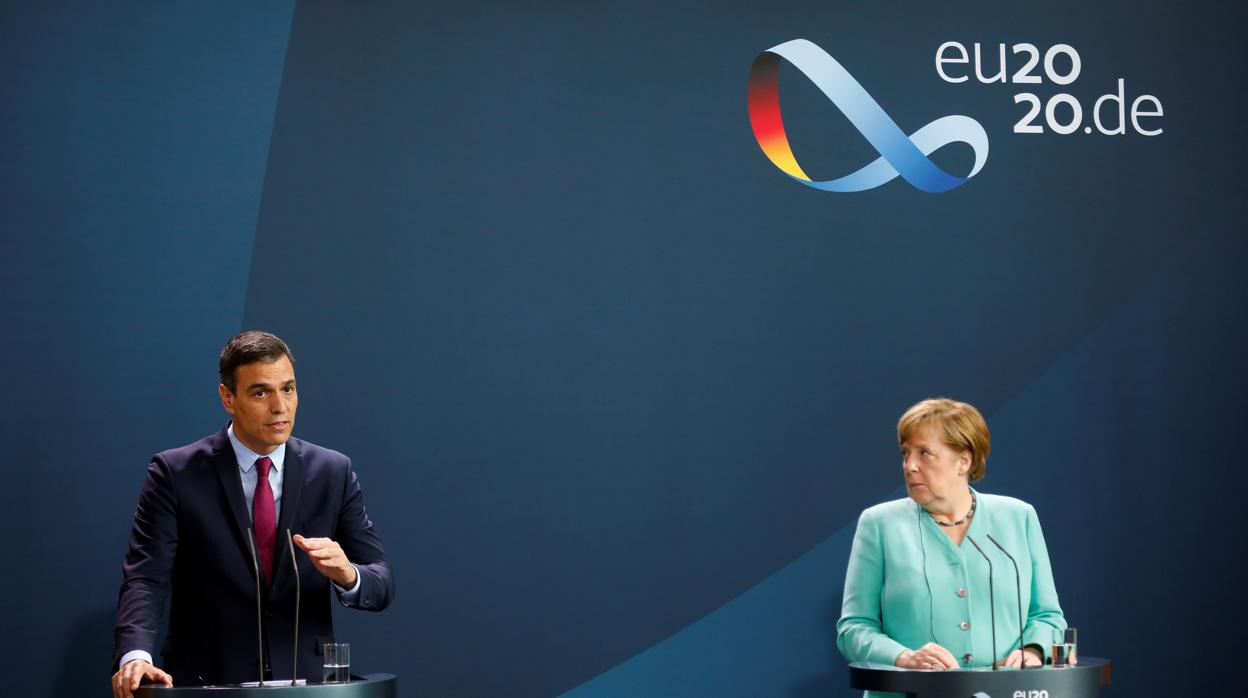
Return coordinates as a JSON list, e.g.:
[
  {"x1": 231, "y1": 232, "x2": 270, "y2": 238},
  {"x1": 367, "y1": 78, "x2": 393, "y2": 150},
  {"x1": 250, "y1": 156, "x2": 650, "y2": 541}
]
[{"x1": 253, "y1": 456, "x2": 277, "y2": 585}]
